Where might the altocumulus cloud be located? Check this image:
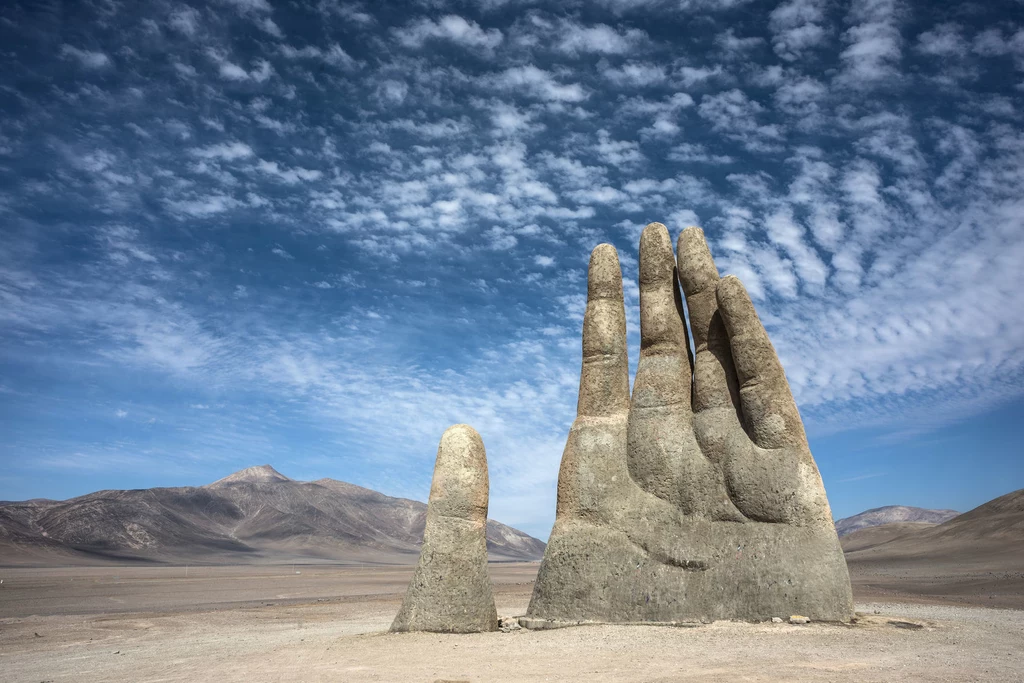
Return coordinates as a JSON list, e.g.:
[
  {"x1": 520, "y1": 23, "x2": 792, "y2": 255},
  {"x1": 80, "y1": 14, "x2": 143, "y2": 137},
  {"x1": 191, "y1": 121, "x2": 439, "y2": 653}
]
[{"x1": 0, "y1": 0, "x2": 1023, "y2": 538}]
